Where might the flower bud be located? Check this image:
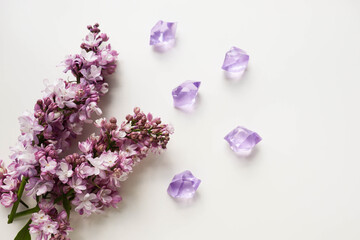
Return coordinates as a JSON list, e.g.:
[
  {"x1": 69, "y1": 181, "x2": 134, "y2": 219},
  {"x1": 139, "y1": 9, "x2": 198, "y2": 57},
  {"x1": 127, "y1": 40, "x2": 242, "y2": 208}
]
[
  {"x1": 126, "y1": 114, "x2": 133, "y2": 121},
  {"x1": 65, "y1": 155, "x2": 72, "y2": 163},
  {"x1": 45, "y1": 98, "x2": 52, "y2": 106},
  {"x1": 109, "y1": 117, "x2": 117, "y2": 124},
  {"x1": 134, "y1": 107, "x2": 140, "y2": 115},
  {"x1": 105, "y1": 122, "x2": 112, "y2": 130}
]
